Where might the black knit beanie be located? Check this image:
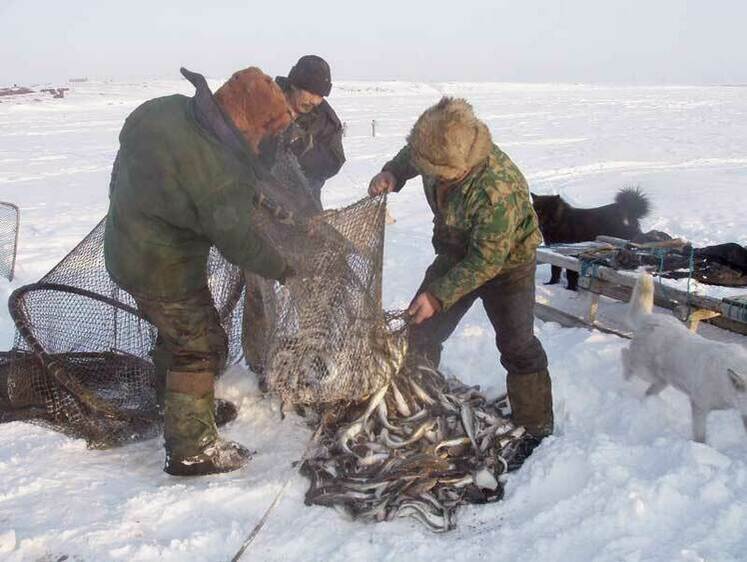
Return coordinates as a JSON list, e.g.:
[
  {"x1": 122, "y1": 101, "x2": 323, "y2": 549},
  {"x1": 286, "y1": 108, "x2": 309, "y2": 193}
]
[{"x1": 287, "y1": 55, "x2": 332, "y2": 97}]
